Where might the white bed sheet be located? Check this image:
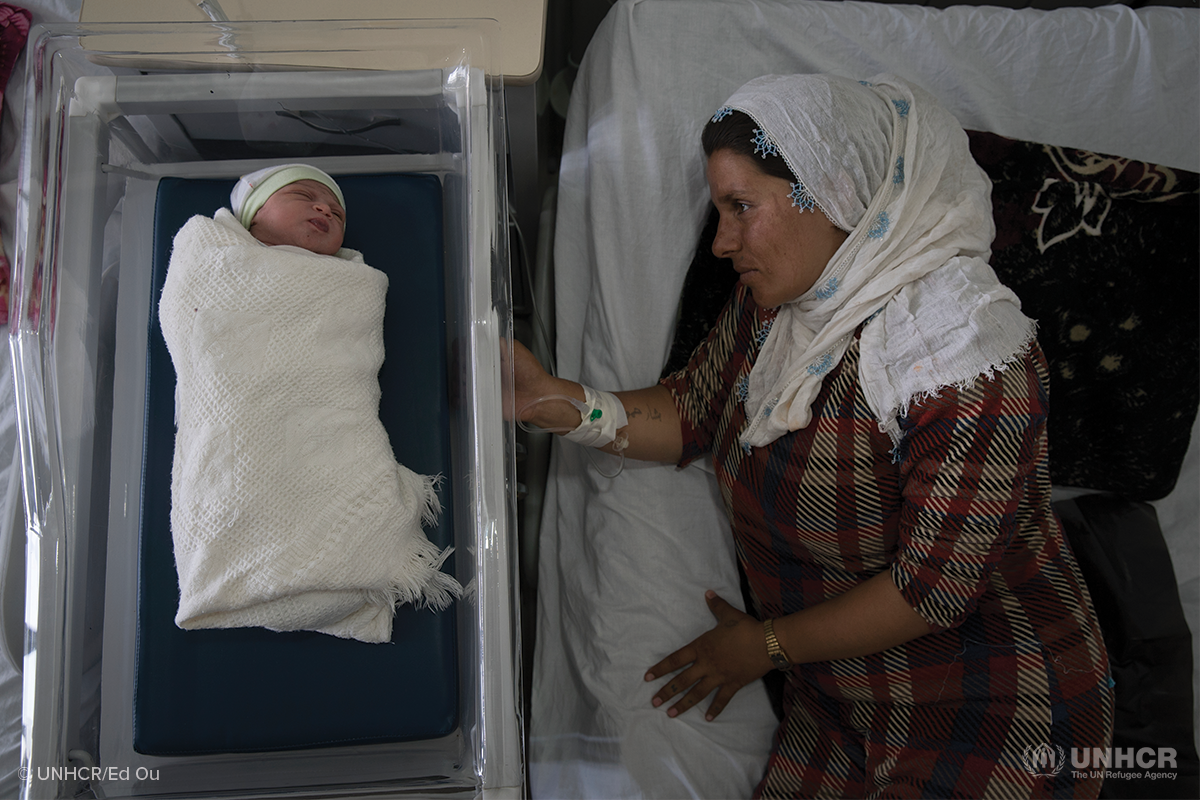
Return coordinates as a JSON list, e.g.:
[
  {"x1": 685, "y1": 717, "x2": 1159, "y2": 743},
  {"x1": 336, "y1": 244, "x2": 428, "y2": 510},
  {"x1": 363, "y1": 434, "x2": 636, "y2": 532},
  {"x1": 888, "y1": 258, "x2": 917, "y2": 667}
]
[{"x1": 533, "y1": 1, "x2": 1200, "y2": 798}]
